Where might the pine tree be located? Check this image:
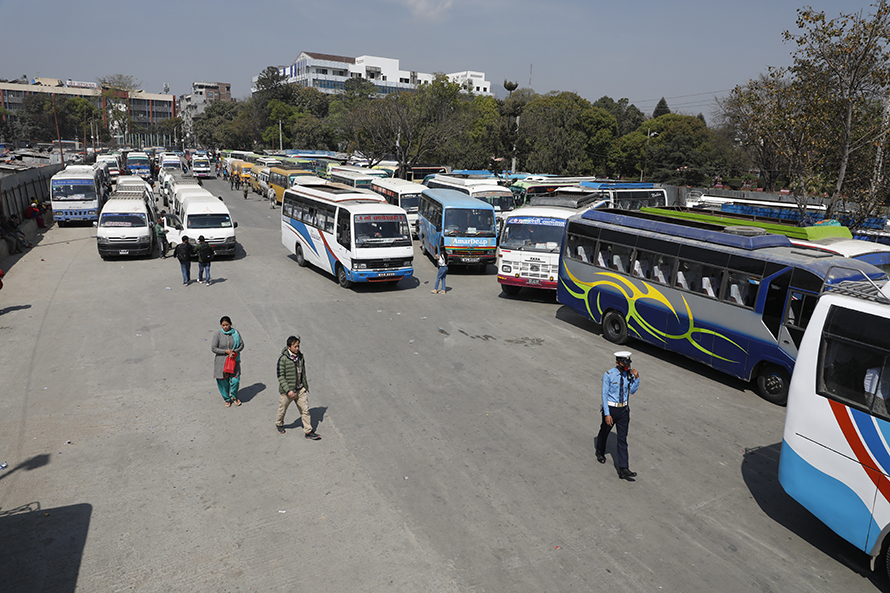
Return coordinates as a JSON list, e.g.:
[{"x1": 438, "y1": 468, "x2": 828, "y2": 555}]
[{"x1": 652, "y1": 97, "x2": 671, "y2": 119}]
